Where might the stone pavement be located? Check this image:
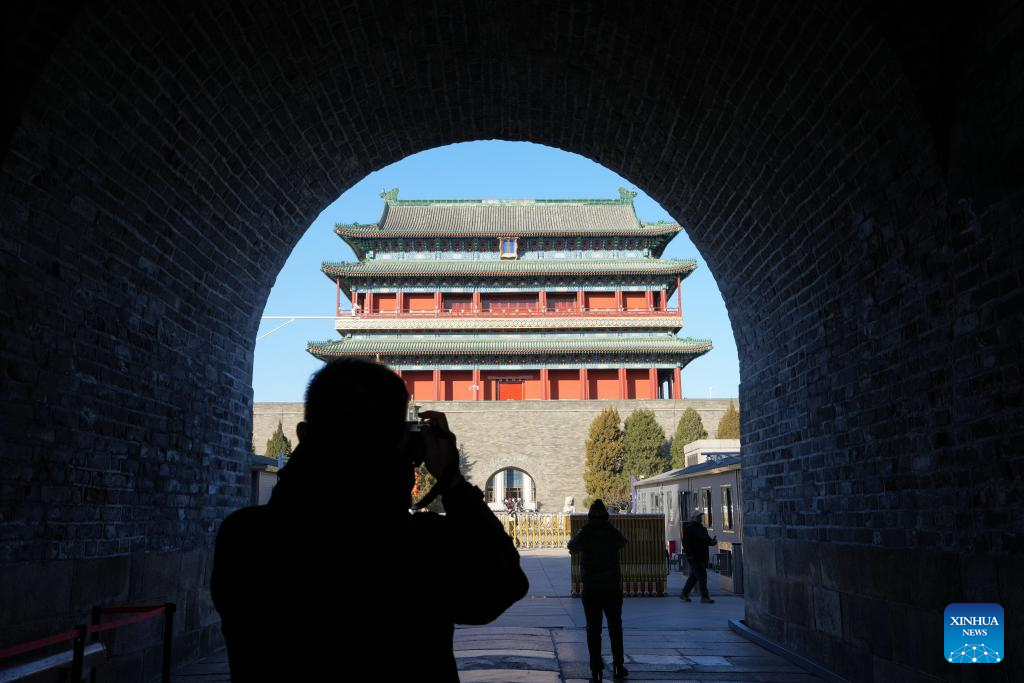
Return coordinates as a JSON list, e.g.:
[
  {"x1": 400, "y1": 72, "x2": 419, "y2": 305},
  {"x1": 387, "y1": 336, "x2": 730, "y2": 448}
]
[{"x1": 172, "y1": 549, "x2": 821, "y2": 682}]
